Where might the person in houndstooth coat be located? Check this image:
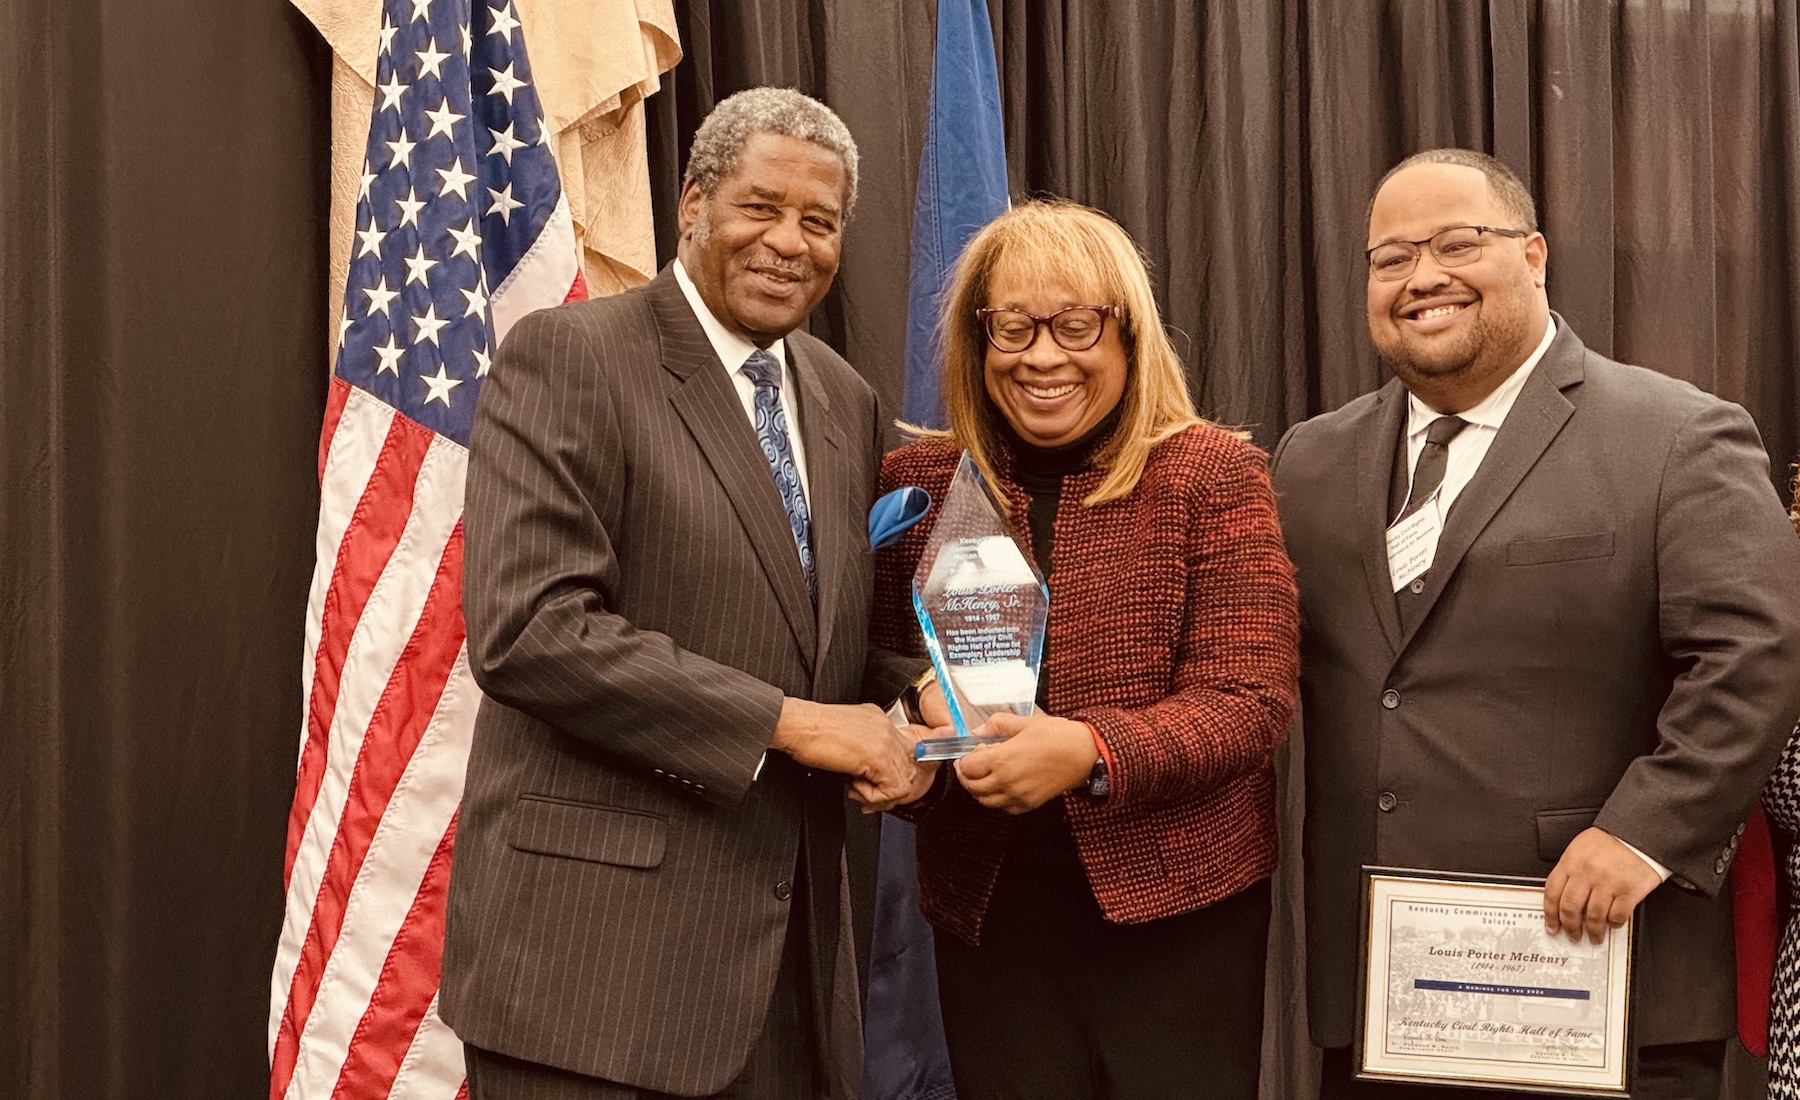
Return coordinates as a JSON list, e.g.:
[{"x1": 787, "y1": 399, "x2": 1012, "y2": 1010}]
[{"x1": 1764, "y1": 474, "x2": 1800, "y2": 1099}]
